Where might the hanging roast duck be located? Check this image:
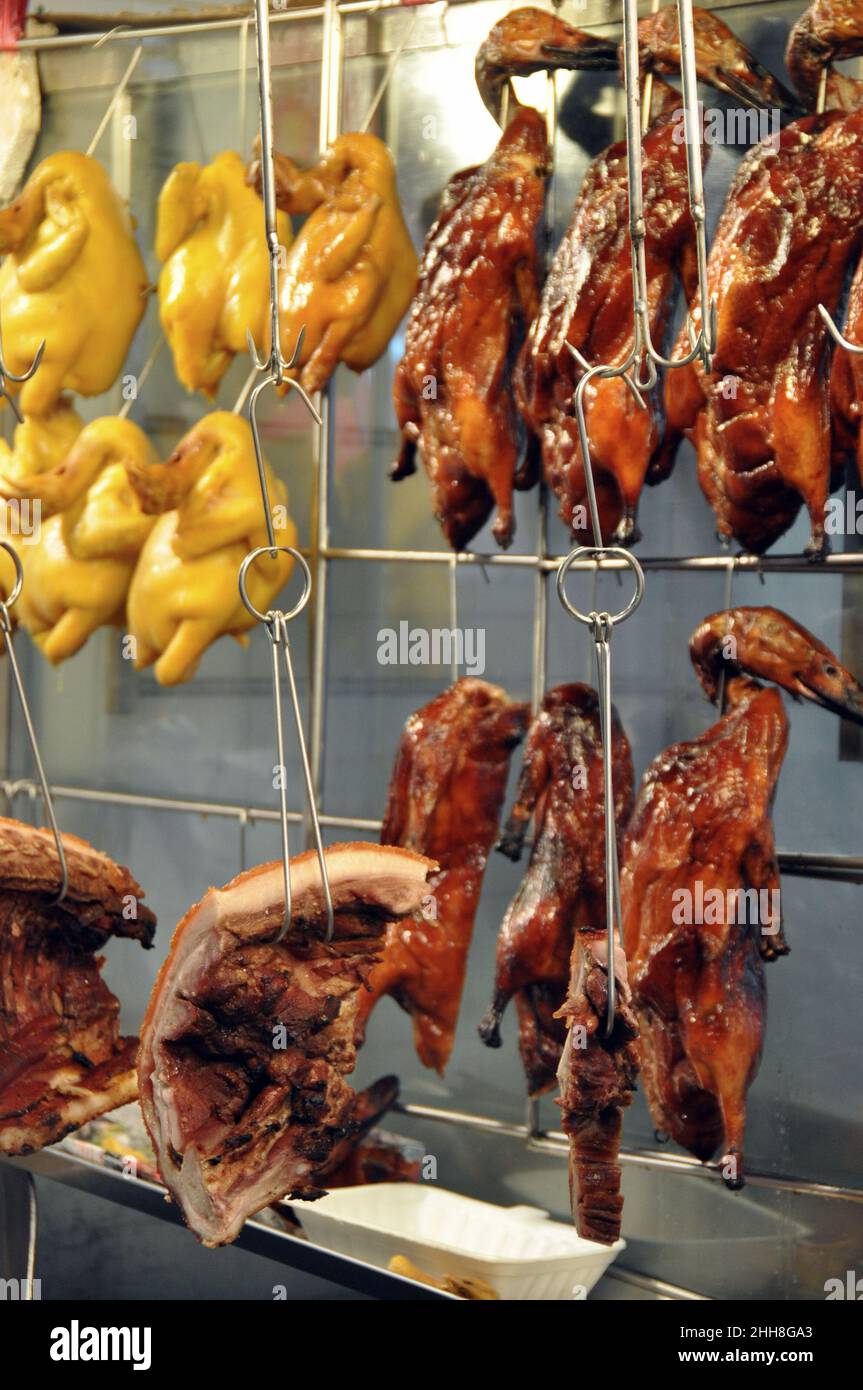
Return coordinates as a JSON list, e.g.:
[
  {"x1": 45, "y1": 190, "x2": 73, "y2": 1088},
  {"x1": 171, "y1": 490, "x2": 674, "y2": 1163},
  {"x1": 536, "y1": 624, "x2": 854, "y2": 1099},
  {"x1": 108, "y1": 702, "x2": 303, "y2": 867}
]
[
  {"x1": 392, "y1": 8, "x2": 620, "y2": 551},
  {"x1": 622, "y1": 607, "x2": 863, "y2": 1188},
  {"x1": 517, "y1": 5, "x2": 796, "y2": 547}
]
